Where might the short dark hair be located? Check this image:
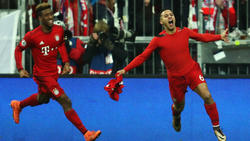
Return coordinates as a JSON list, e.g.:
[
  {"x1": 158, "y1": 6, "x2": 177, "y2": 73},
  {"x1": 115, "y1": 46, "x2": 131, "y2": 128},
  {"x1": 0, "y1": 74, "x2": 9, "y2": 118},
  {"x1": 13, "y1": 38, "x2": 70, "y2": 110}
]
[{"x1": 35, "y1": 2, "x2": 51, "y2": 17}]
